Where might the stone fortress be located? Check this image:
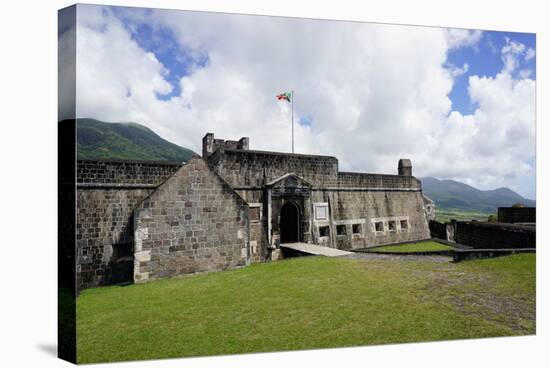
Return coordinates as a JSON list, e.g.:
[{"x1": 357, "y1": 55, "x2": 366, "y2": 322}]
[{"x1": 76, "y1": 133, "x2": 433, "y2": 291}]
